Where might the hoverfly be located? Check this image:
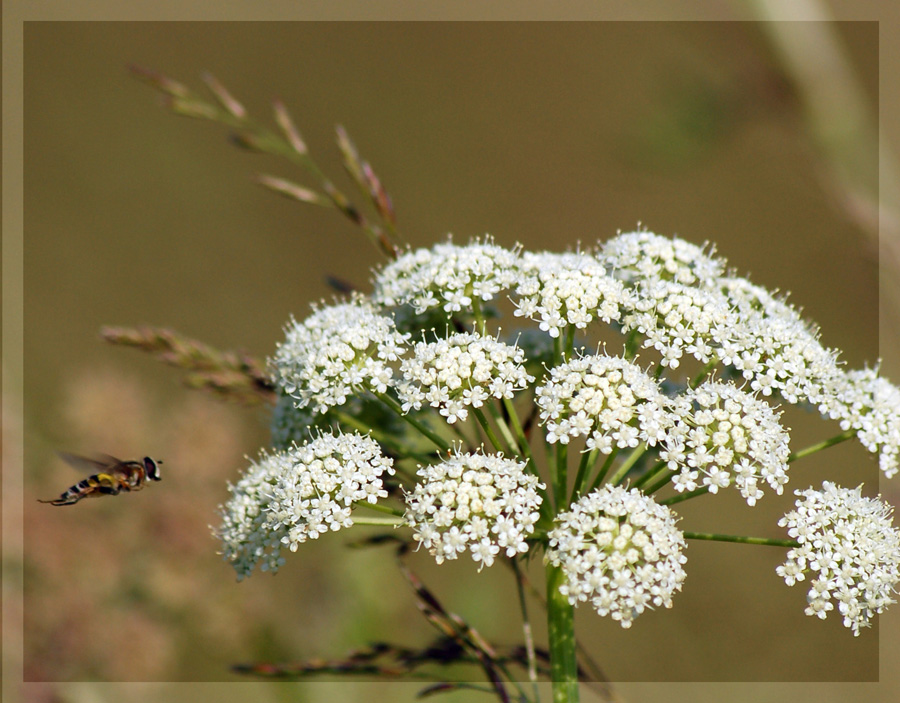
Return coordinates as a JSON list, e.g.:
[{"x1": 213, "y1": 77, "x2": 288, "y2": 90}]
[{"x1": 38, "y1": 453, "x2": 162, "y2": 506}]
